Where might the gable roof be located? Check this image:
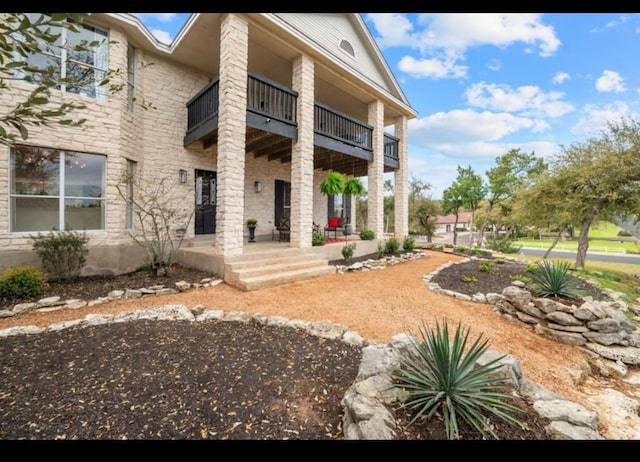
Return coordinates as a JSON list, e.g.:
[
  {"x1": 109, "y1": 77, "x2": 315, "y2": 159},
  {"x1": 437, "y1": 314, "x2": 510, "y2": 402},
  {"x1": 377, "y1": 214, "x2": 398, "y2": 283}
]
[
  {"x1": 94, "y1": 13, "x2": 416, "y2": 121},
  {"x1": 435, "y1": 212, "x2": 473, "y2": 225}
]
